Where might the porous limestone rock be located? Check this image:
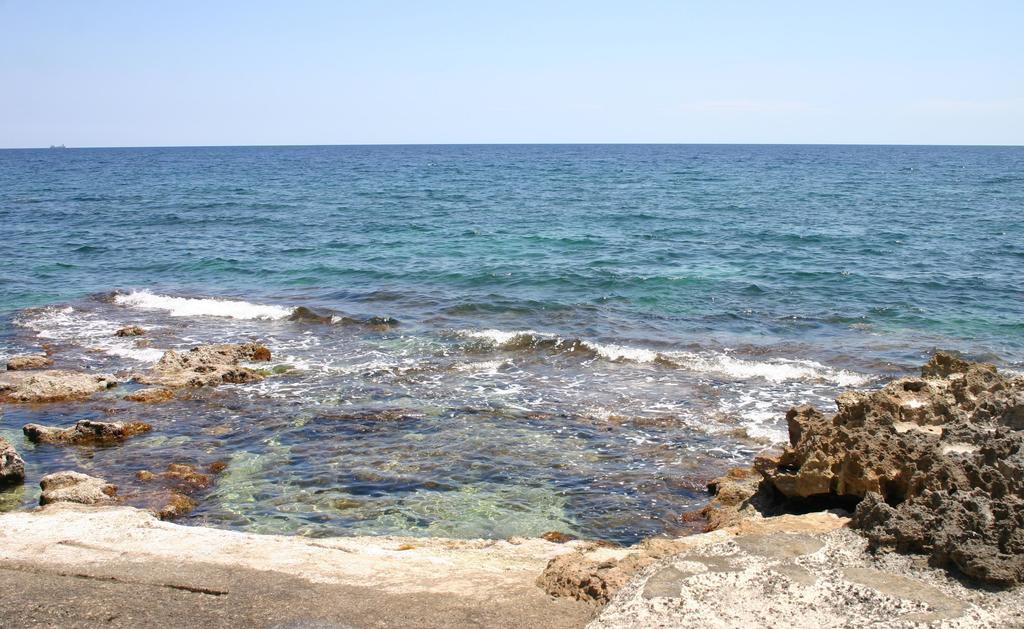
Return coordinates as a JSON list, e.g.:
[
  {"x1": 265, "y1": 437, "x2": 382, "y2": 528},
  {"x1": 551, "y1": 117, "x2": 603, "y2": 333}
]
[
  {"x1": 754, "y1": 352, "x2": 1024, "y2": 585},
  {"x1": 23, "y1": 420, "x2": 152, "y2": 445},
  {"x1": 39, "y1": 471, "x2": 117, "y2": 505},
  {"x1": 0, "y1": 370, "x2": 117, "y2": 403},
  {"x1": 0, "y1": 437, "x2": 25, "y2": 485},
  {"x1": 137, "y1": 342, "x2": 271, "y2": 387},
  {"x1": 6, "y1": 353, "x2": 53, "y2": 371}
]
